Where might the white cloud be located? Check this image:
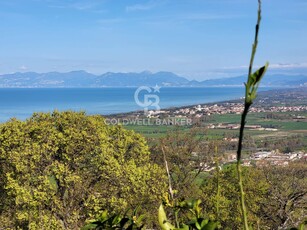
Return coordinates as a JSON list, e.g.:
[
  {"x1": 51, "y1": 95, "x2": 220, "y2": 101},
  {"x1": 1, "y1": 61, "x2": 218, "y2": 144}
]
[
  {"x1": 269, "y1": 63, "x2": 307, "y2": 69},
  {"x1": 19, "y1": 65, "x2": 28, "y2": 71},
  {"x1": 221, "y1": 63, "x2": 307, "y2": 70},
  {"x1": 70, "y1": 1, "x2": 101, "y2": 11},
  {"x1": 47, "y1": 0, "x2": 103, "y2": 11},
  {"x1": 210, "y1": 62, "x2": 307, "y2": 80},
  {"x1": 183, "y1": 13, "x2": 244, "y2": 21},
  {"x1": 126, "y1": 1, "x2": 157, "y2": 12},
  {"x1": 97, "y1": 18, "x2": 124, "y2": 24}
]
